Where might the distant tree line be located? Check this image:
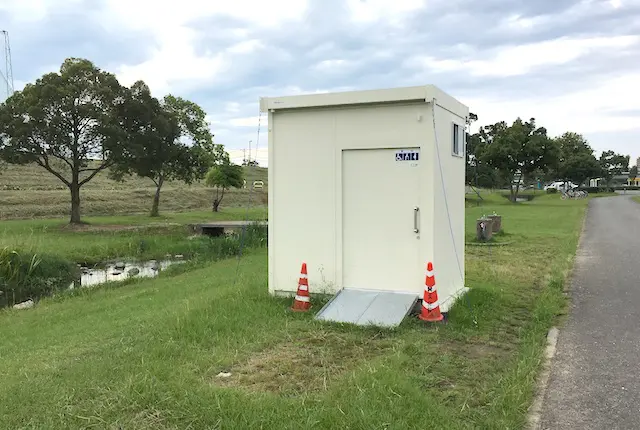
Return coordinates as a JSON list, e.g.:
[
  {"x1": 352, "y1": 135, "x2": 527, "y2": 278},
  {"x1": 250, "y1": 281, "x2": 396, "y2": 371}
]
[
  {"x1": 0, "y1": 58, "x2": 245, "y2": 223},
  {"x1": 466, "y1": 116, "x2": 631, "y2": 201}
]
